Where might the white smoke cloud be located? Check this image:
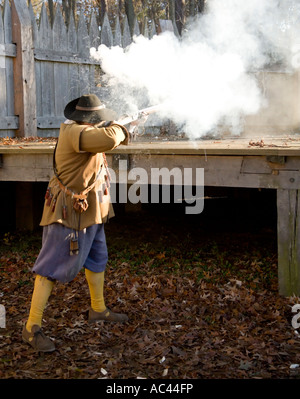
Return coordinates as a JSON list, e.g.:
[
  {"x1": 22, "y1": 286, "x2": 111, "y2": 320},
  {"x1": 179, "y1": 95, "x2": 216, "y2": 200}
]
[{"x1": 90, "y1": 0, "x2": 300, "y2": 138}]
